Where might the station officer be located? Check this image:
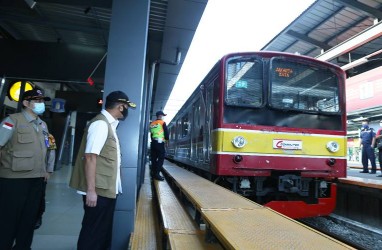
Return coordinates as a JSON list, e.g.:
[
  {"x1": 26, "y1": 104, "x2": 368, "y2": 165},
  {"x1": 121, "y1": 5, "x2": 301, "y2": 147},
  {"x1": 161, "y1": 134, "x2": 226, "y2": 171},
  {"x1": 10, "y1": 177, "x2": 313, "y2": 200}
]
[
  {"x1": 150, "y1": 111, "x2": 169, "y2": 181},
  {"x1": 70, "y1": 90, "x2": 136, "y2": 250},
  {"x1": 376, "y1": 120, "x2": 382, "y2": 177},
  {"x1": 0, "y1": 89, "x2": 51, "y2": 250},
  {"x1": 359, "y1": 119, "x2": 377, "y2": 174}
]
